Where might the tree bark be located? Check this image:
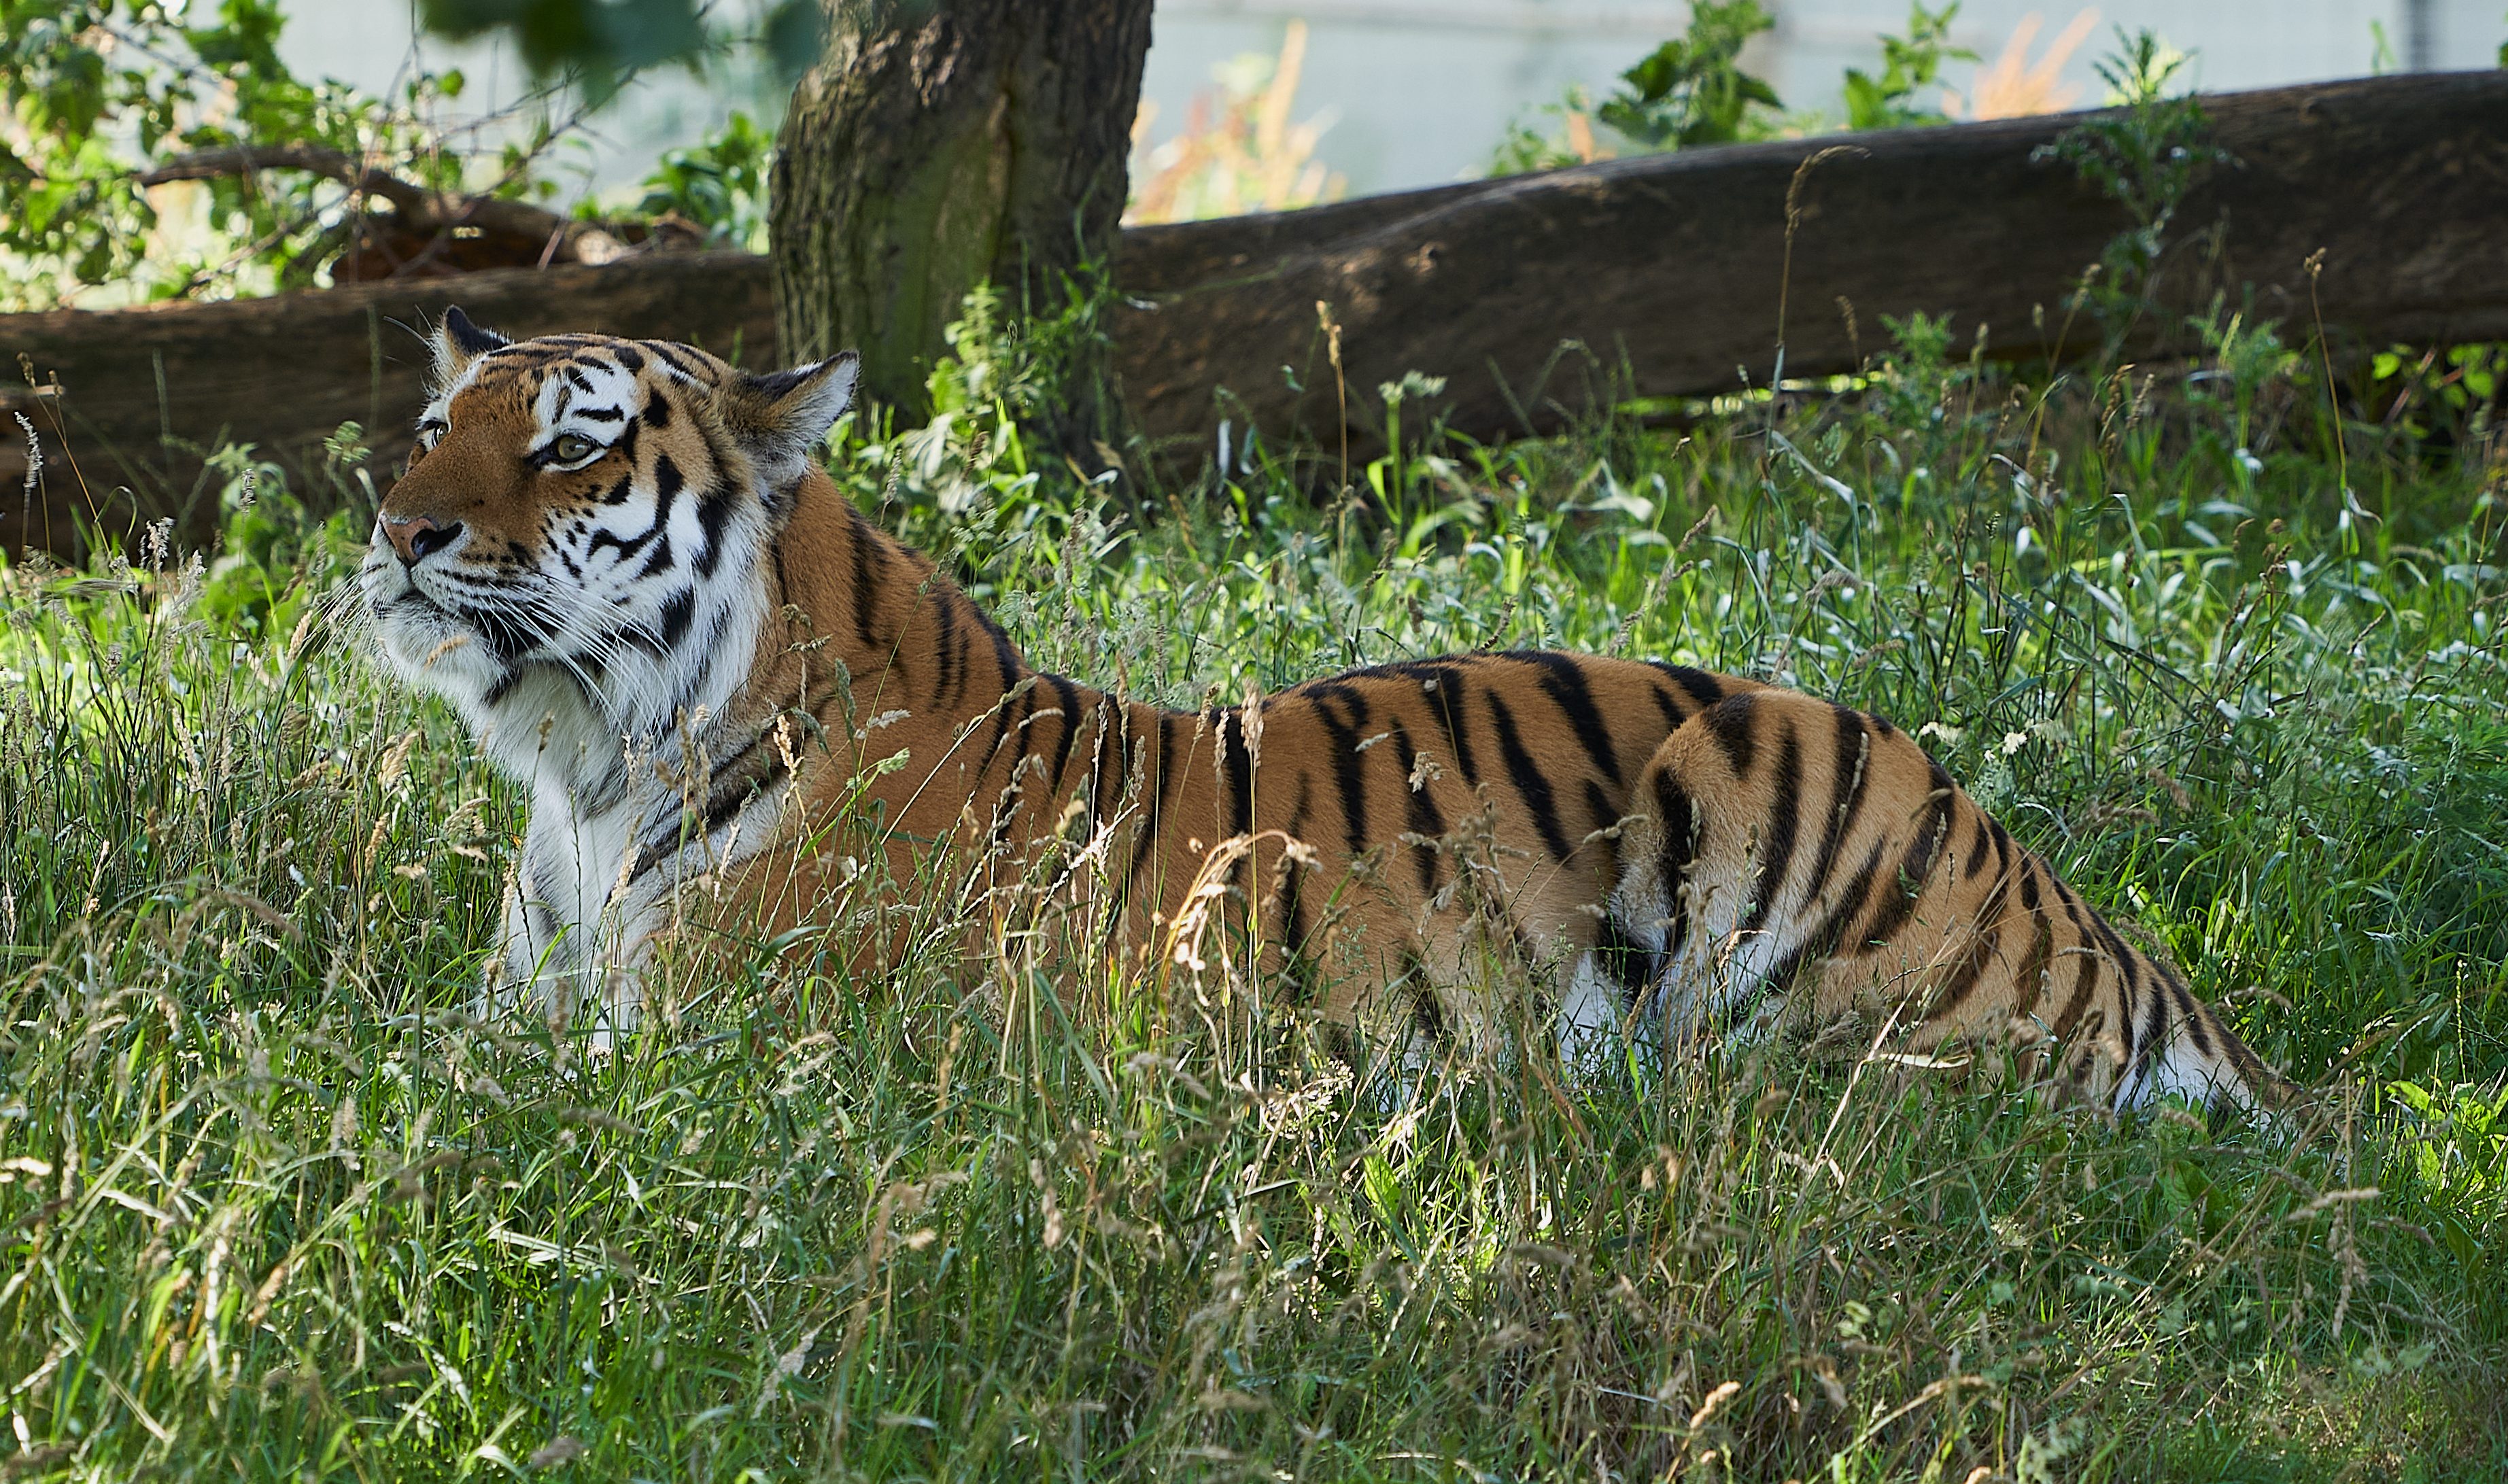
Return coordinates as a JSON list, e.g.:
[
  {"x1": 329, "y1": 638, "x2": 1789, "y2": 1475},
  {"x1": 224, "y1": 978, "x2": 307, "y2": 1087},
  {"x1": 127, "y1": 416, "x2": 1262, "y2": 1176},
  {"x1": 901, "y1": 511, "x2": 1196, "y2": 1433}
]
[{"x1": 769, "y1": 0, "x2": 1154, "y2": 452}]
